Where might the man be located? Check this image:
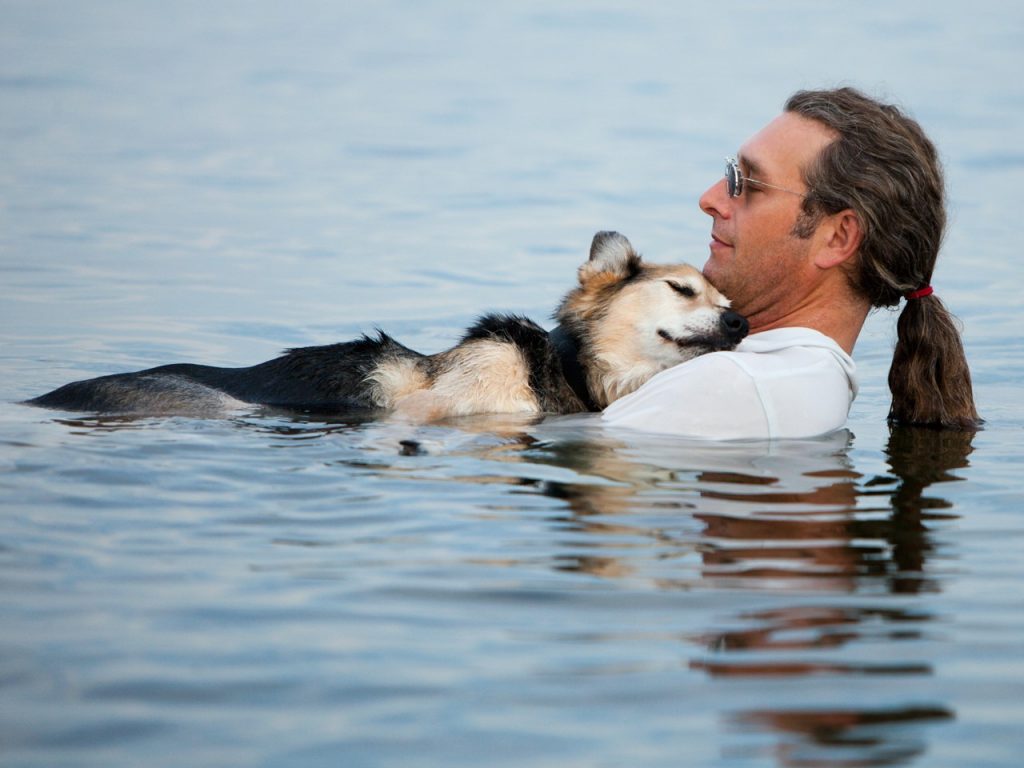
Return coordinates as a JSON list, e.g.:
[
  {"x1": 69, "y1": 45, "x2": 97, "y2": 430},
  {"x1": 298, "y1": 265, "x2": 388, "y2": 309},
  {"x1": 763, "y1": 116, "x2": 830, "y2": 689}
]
[{"x1": 602, "y1": 87, "x2": 980, "y2": 439}]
